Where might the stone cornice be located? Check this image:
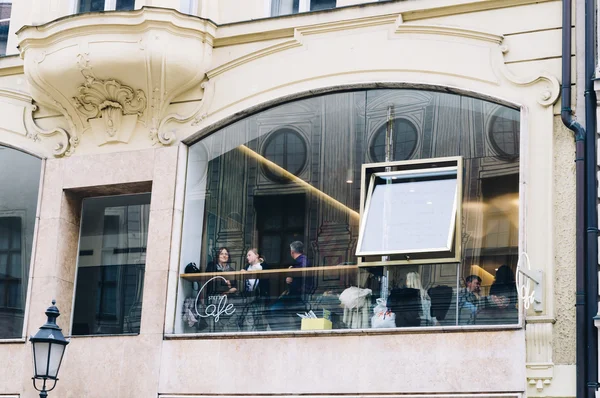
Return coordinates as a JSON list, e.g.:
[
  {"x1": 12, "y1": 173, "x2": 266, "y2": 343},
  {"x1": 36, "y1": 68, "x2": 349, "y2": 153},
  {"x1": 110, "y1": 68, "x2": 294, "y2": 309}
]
[
  {"x1": 17, "y1": 6, "x2": 217, "y2": 53},
  {"x1": 394, "y1": 24, "x2": 504, "y2": 44},
  {"x1": 0, "y1": 88, "x2": 31, "y2": 104},
  {"x1": 401, "y1": 0, "x2": 556, "y2": 21},
  {"x1": 0, "y1": 55, "x2": 24, "y2": 77},
  {"x1": 213, "y1": 0, "x2": 555, "y2": 47}
]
